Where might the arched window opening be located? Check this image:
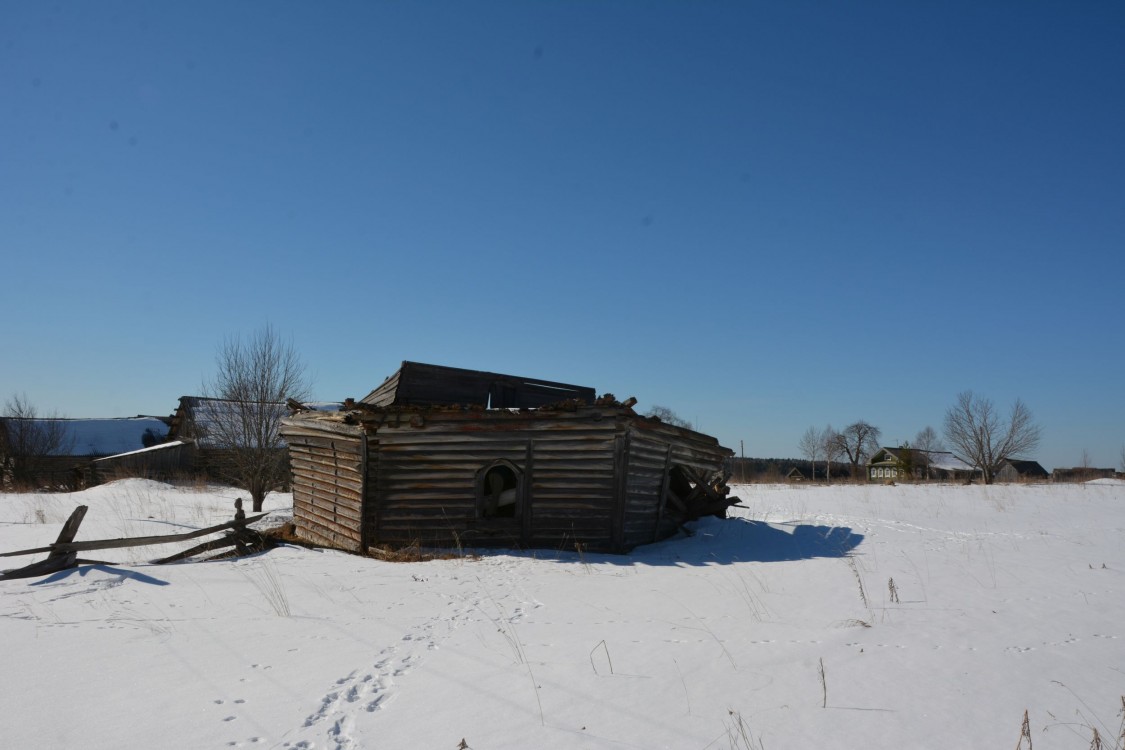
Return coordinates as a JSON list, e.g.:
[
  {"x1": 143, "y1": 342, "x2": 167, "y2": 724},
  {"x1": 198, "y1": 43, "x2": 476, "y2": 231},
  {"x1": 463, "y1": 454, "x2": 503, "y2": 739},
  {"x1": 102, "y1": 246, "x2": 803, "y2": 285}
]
[{"x1": 478, "y1": 461, "x2": 520, "y2": 519}]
